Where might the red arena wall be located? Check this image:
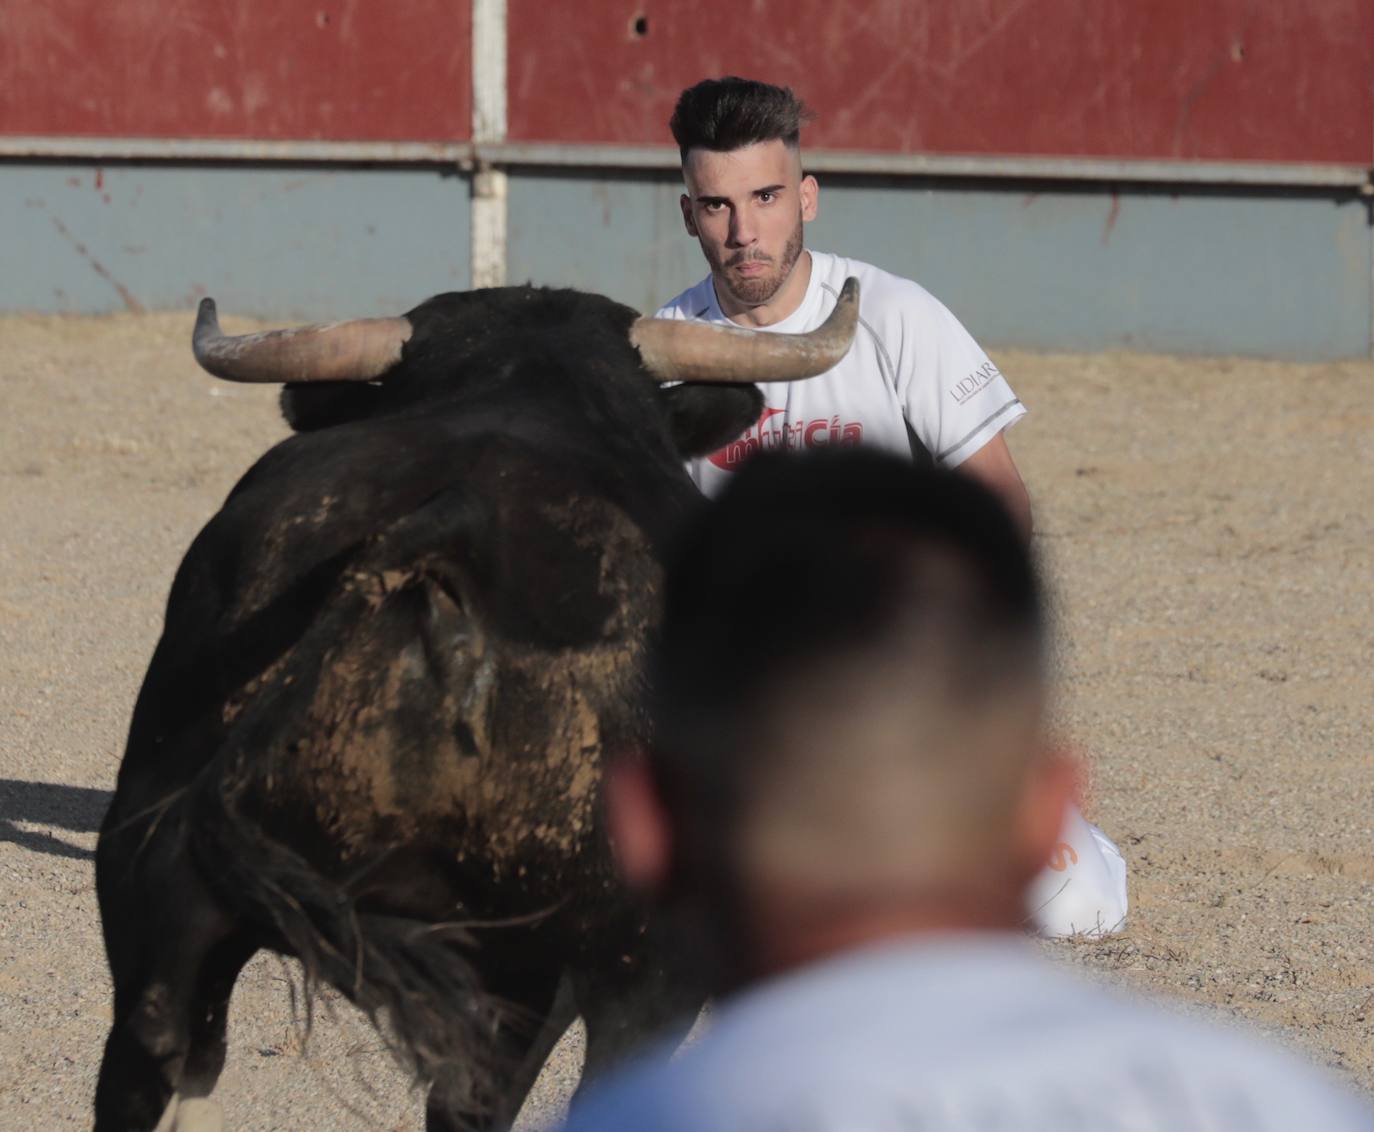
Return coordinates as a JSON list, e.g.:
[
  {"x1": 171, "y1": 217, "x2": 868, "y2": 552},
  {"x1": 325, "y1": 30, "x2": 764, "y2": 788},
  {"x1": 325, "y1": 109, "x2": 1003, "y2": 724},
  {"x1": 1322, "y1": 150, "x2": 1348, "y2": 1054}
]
[{"x1": 2, "y1": 0, "x2": 1371, "y2": 165}]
